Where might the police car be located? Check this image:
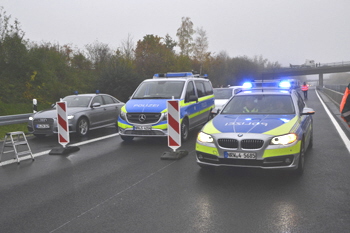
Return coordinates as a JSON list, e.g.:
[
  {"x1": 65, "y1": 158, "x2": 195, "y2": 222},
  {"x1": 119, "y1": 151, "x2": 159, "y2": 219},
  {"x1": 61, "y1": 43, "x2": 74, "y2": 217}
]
[
  {"x1": 196, "y1": 80, "x2": 315, "y2": 175},
  {"x1": 118, "y1": 72, "x2": 214, "y2": 141}
]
